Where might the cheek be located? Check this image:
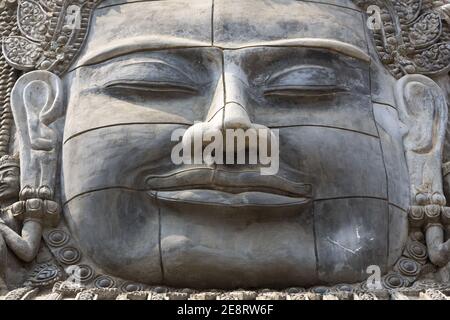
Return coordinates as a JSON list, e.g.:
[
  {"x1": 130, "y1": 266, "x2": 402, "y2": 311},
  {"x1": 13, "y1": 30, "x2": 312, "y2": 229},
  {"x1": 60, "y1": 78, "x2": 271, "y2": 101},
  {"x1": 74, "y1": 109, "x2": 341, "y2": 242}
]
[
  {"x1": 279, "y1": 126, "x2": 387, "y2": 200},
  {"x1": 62, "y1": 123, "x2": 188, "y2": 200},
  {"x1": 4, "y1": 177, "x2": 19, "y2": 188}
]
